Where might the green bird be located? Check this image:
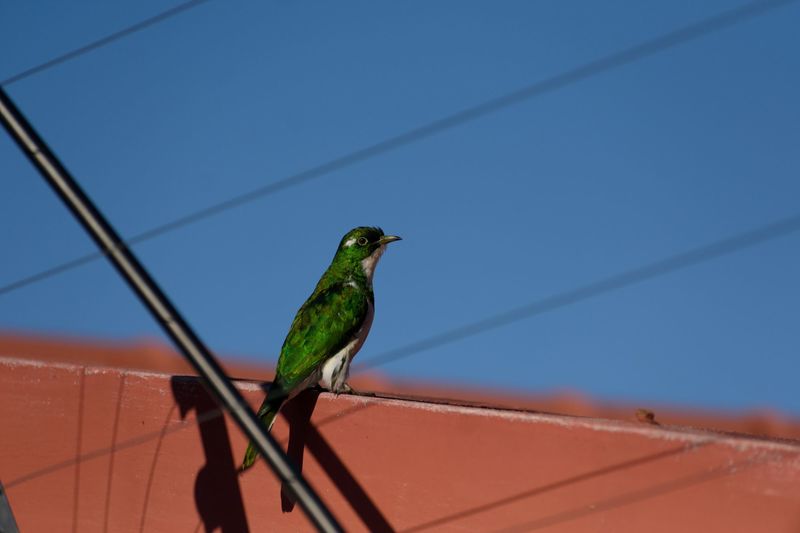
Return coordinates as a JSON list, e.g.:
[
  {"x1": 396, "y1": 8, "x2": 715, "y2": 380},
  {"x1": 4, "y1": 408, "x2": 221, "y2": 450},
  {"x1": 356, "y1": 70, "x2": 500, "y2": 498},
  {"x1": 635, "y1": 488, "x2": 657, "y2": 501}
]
[{"x1": 240, "y1": 226, "x2": 401, "y2": 471}]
